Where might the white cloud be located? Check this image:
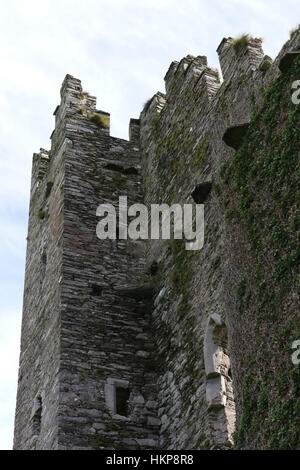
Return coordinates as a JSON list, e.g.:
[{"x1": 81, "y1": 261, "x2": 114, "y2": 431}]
[{"x1": 0, "y1": 310, "x2": 21, "y2": 450}]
